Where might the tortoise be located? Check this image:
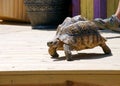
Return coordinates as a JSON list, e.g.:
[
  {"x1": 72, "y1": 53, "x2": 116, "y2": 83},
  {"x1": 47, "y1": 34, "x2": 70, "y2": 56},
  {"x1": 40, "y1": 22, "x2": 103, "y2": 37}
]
[{"x1": 47, "y1": 16, "x2": 111, "y2": 61}]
